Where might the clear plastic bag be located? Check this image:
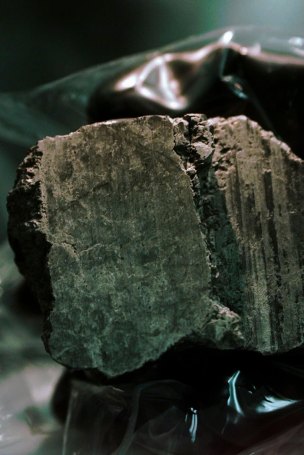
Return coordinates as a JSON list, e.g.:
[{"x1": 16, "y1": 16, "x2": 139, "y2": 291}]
[
  {"x1": 1, "y1": 26, "x2": 304, "y2": 454},
  {"x1": 0, "y1": 245, "x2": 63, "y2": 455},
  {"x1": 61, "y1": 350, "x2": 304, "y2": 454}
]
